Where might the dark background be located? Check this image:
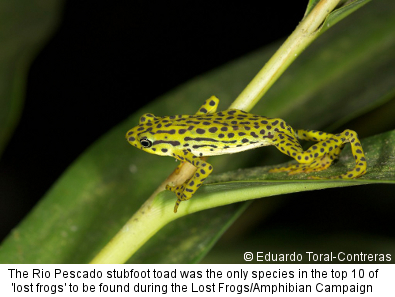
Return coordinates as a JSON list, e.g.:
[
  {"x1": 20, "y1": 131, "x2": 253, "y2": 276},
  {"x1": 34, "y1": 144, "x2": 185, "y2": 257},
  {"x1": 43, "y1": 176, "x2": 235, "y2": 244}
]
[{"x1": 1, "y1": 1, "x2": 394, "y2": 263}]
